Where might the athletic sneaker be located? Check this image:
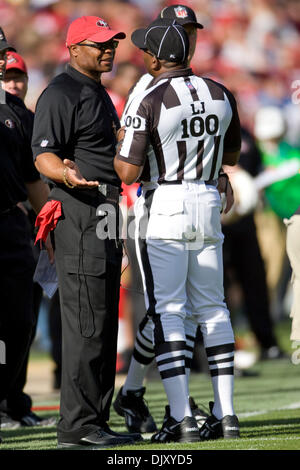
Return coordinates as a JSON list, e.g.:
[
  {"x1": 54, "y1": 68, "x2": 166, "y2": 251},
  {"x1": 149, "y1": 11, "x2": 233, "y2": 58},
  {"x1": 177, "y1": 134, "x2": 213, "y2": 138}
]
[
  {"x1": 0, "y1": 411, "x2": 21, "y2": 429},
  {"x1": 20, "y1": 411, "x2": 57, "y2": 427},
  {"x1": 0, "y1": 410, "x2": 56, "y2": 428},
  {"x1": 113, "y1": 387, "x2": 157, "y2": 433},
  {"x1": 199, "y1": 402, "x2": 240, "y2": 440},
  {"x1": 151, "y1": 408, "x2": 200, "y2": 443},
  {"x1": 162, "y1": 398, "x2": 209, "y2": 429},
  {"x1": 189, "y1": 397, "x2": 209, "y2": 427}
]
